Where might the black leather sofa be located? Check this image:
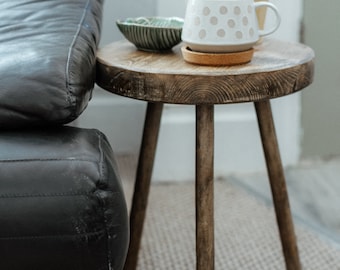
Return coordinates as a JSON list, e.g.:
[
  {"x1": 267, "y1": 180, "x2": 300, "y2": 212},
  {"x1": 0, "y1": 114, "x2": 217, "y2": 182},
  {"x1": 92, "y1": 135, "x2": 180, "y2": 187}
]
[{"x1": 0, "y1": 0, "x2": 129, "y2": 269}]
